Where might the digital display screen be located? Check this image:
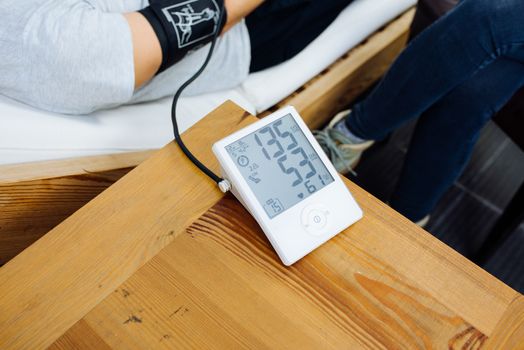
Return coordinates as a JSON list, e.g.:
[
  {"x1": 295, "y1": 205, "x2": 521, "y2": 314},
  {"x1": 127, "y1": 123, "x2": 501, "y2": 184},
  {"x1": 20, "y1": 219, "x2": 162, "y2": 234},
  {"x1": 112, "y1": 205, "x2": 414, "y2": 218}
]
[{"x1": 226, "y1": 114, "x2": 334, "y2": 218}]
